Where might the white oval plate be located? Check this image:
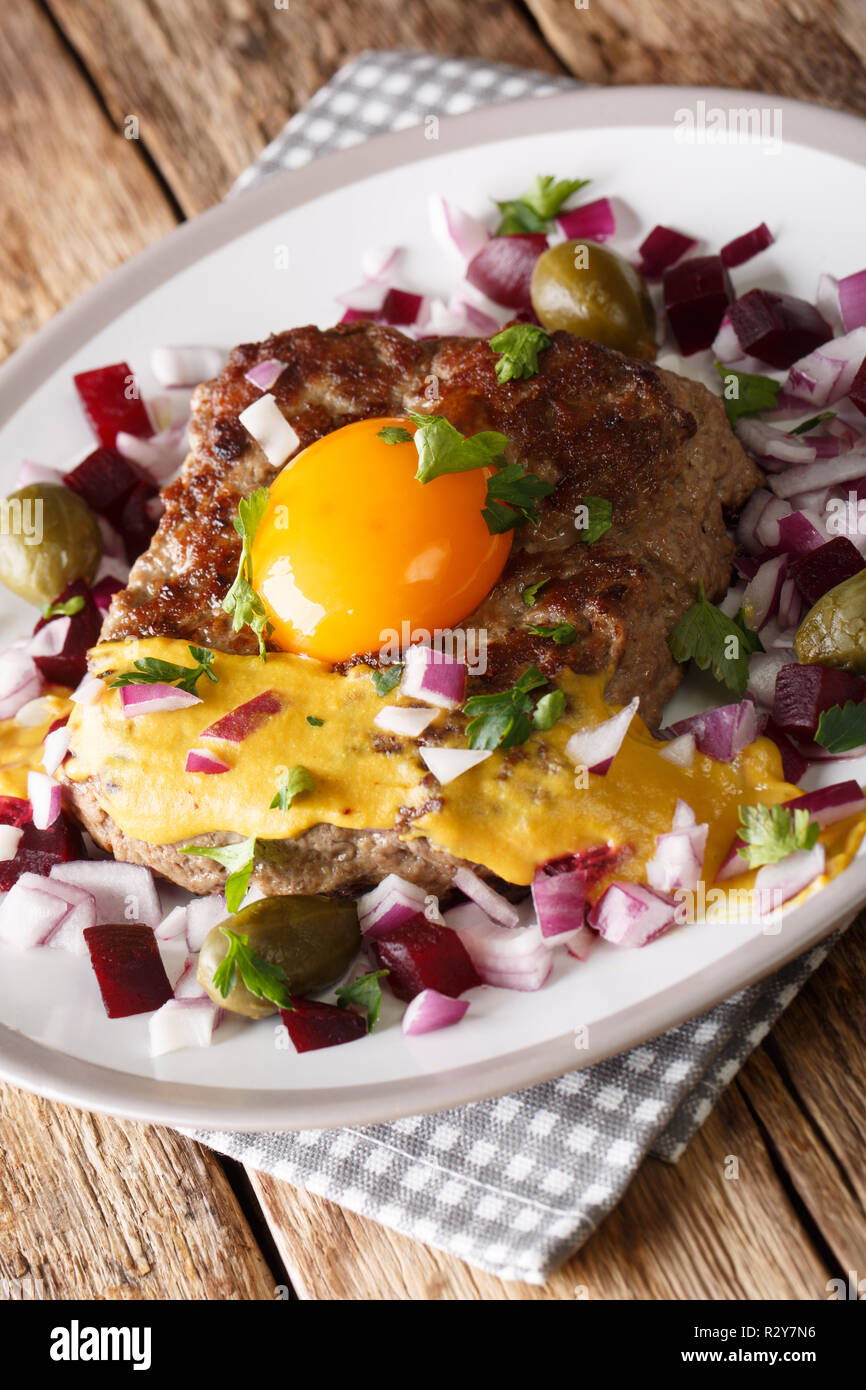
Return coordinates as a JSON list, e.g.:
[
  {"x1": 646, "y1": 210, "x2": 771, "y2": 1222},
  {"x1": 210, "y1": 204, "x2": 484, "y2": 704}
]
[{"x1": 1, "y1": 86, "x2": 865, "y2": 1131}]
